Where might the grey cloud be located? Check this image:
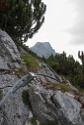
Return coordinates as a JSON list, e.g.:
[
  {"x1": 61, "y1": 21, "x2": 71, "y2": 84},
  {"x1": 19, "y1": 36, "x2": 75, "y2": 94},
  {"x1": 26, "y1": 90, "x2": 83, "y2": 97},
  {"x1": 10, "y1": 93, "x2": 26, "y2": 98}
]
[
  {"x1": 67, "y1": 0, "x2": 84, "y2": 45},
  {"x1": 70, "y1": 36, "x2": 84, "y2": 45}
]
